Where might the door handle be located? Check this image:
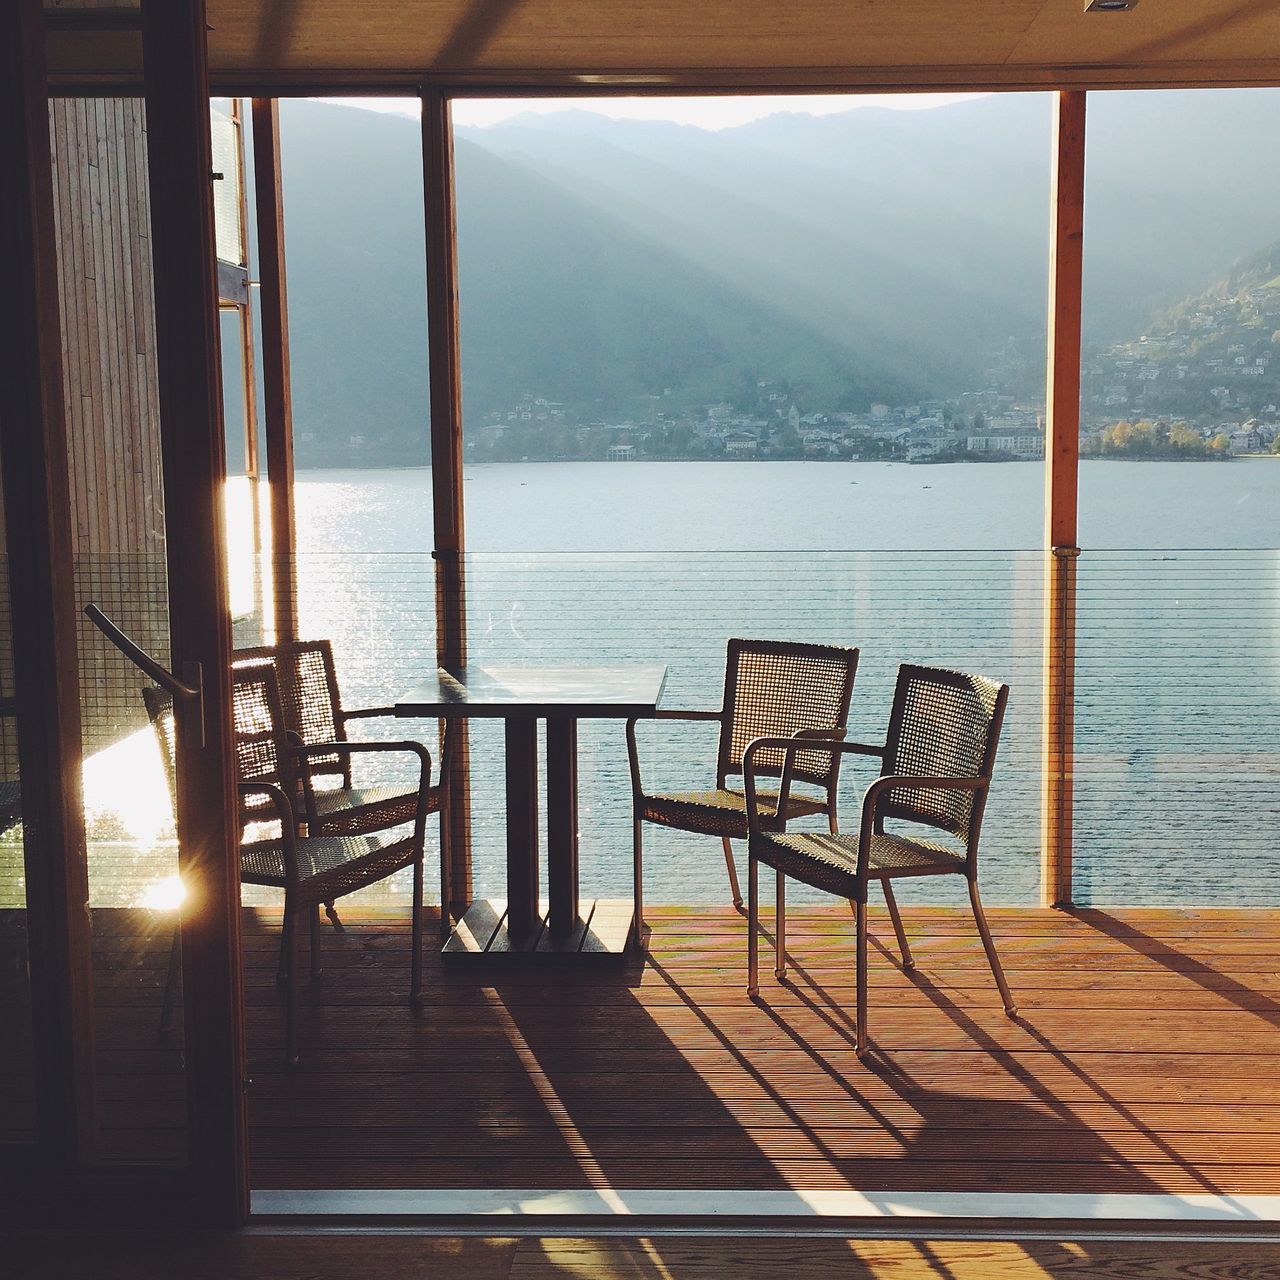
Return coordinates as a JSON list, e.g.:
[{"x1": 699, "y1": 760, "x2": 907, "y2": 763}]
[{"x1": 83, "y1": 603, "x2": 205, "y2": 748}]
